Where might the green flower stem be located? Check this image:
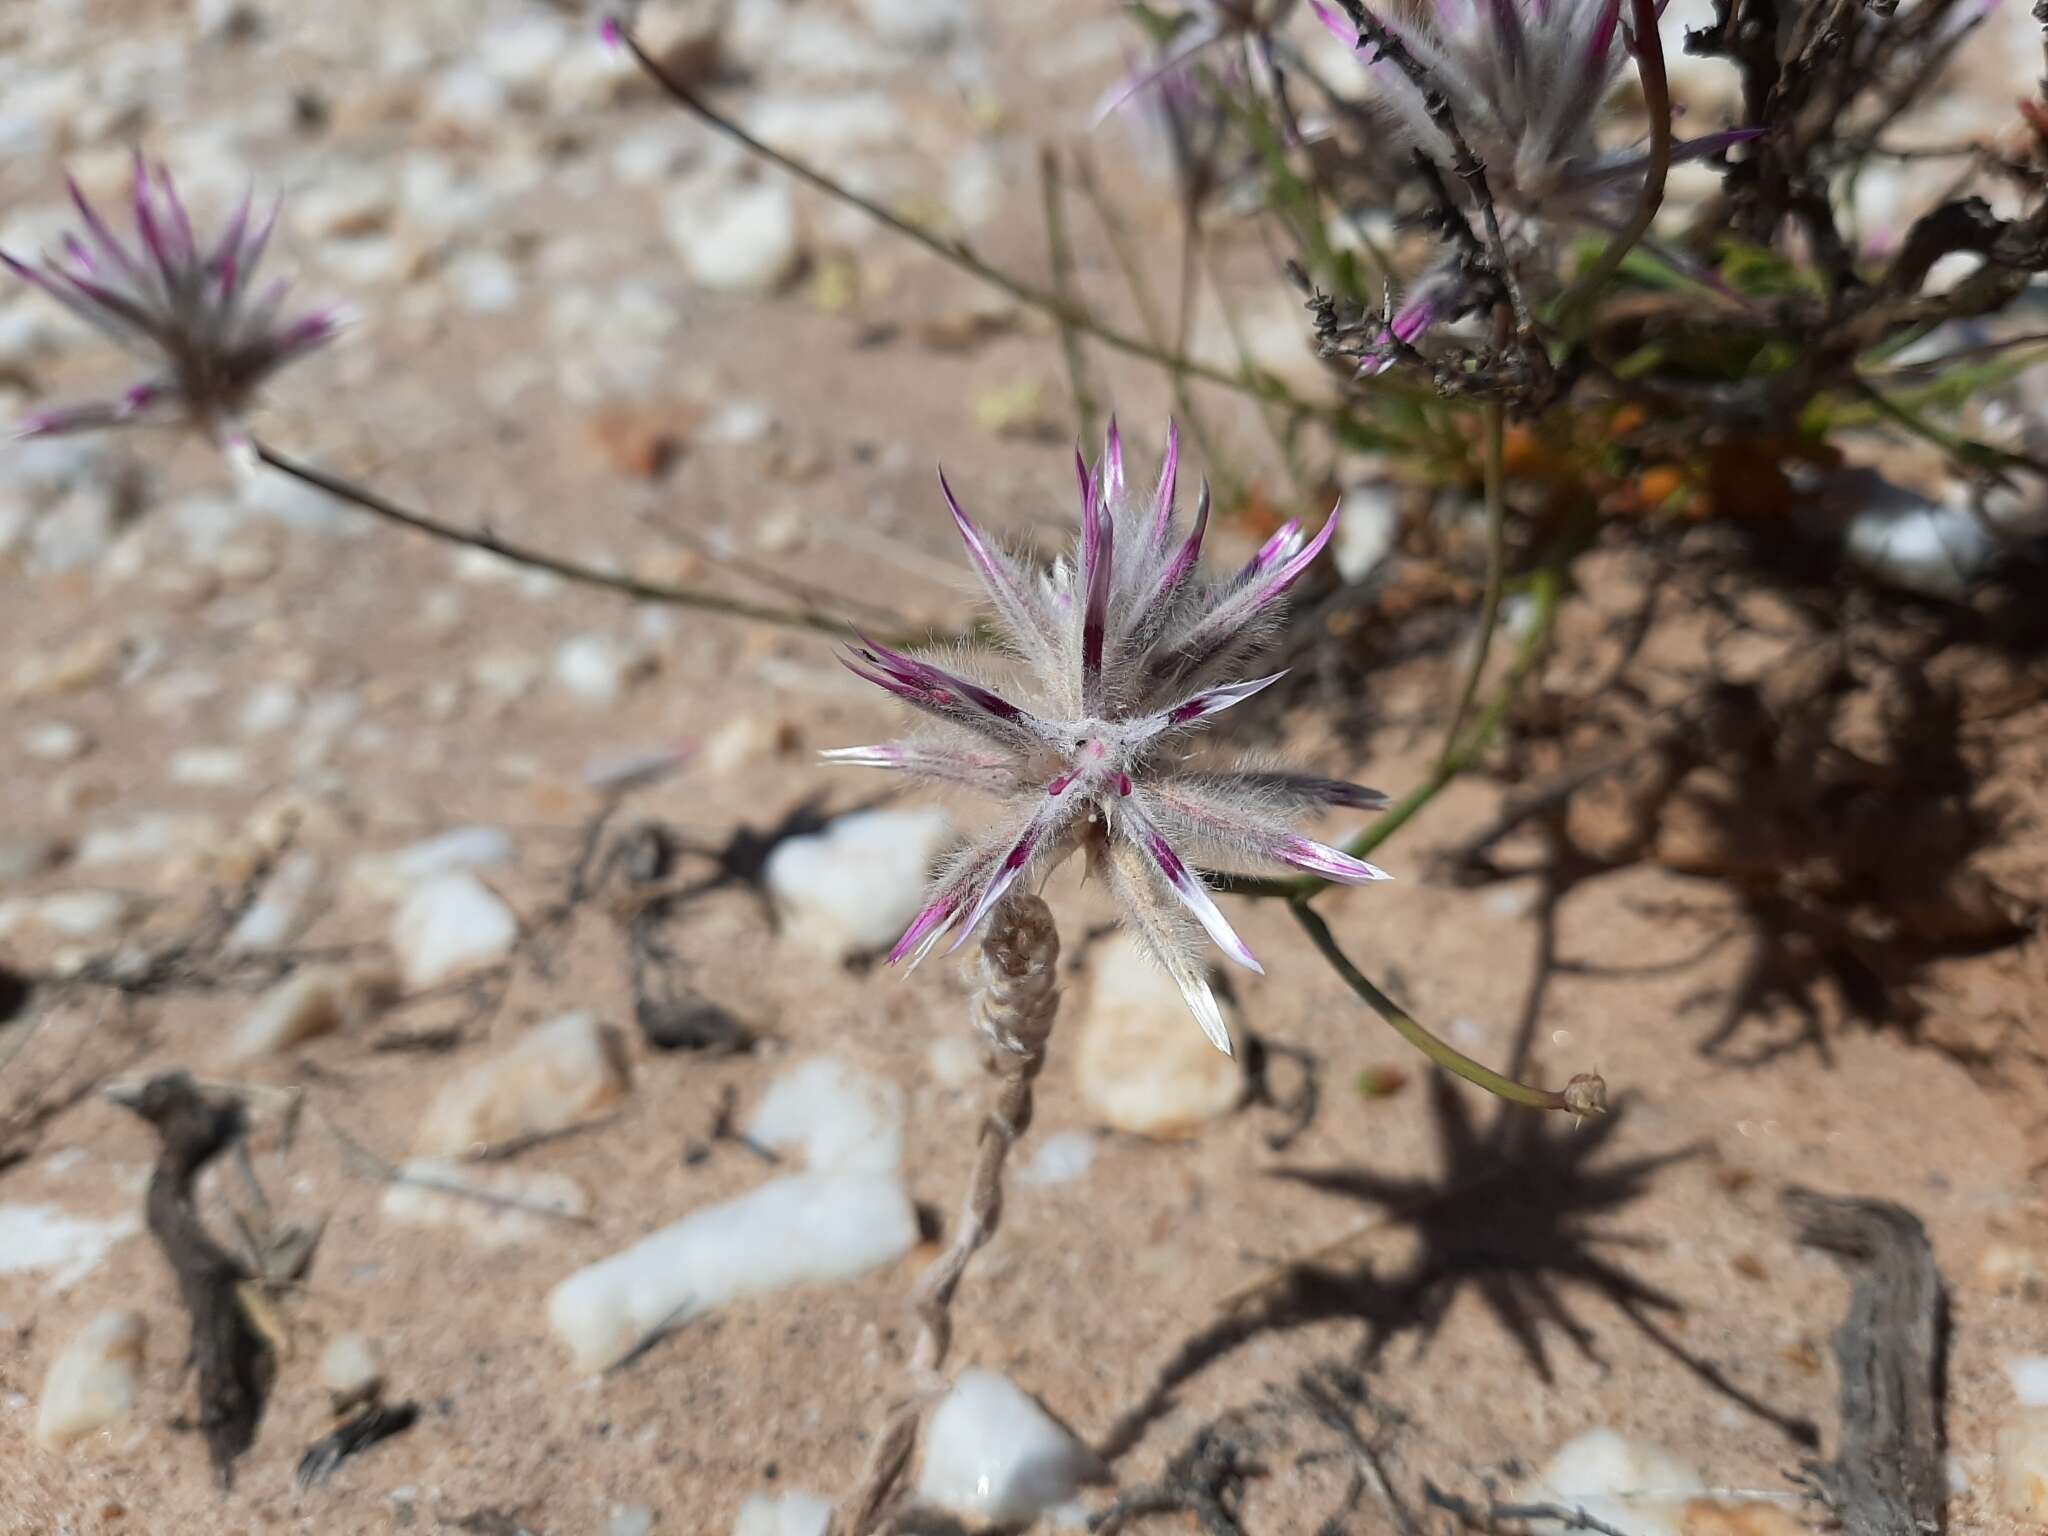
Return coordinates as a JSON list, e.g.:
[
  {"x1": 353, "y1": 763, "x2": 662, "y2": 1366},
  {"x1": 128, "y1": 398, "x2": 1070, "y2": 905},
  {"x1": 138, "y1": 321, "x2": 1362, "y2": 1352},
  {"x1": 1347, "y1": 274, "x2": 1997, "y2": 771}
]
[
  {"x1": 1290, "y1": 901, "x2": 1570, "y2": 1110},
  {"x1": 1438, "y1": 398, "x2": 1507, "y2": 769}
]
